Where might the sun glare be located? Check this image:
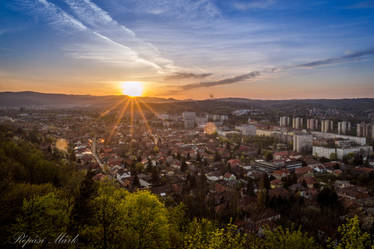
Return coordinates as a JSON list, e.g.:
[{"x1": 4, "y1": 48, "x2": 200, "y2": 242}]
[{"x1": 120, "y1": 81, "x2": 143, "y2": 97}]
